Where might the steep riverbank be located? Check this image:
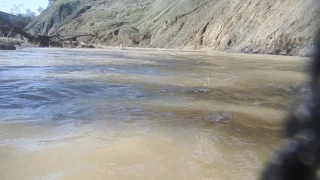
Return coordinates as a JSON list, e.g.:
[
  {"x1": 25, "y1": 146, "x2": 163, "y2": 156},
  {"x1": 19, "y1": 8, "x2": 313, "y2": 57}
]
[{"x1": 25, "y1": 0, "x2": 320, "y2": 56}]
